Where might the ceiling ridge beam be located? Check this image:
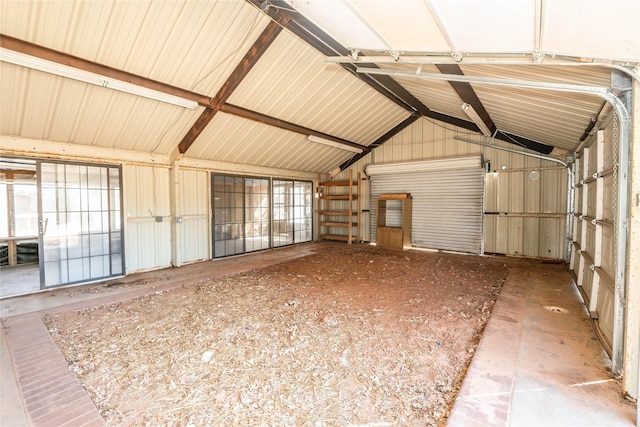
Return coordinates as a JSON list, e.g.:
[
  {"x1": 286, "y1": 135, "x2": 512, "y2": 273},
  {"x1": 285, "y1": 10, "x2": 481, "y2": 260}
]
[{"x1": 178, "y1": 18, "x2": 286, "y2": 154}]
